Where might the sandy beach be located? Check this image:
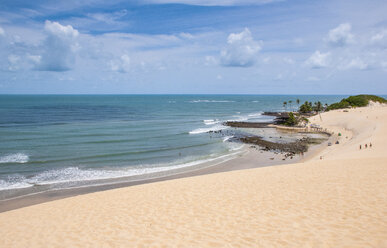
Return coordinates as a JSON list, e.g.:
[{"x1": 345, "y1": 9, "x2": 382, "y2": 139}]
[{"x1": 0, "y1": 105, "x2": 386, "y2": 247}]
